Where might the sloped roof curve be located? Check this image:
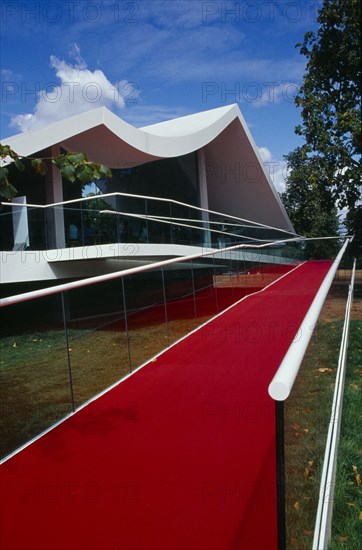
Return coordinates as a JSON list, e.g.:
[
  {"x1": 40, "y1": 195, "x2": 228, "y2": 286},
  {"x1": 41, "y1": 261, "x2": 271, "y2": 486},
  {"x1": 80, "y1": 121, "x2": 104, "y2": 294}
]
[
  {"x1": 2, "y1": 104, "x2": 293, "y2": 232},
  {"x1": 3, "y1": 104, "x2": 249, "y2": 163}
]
